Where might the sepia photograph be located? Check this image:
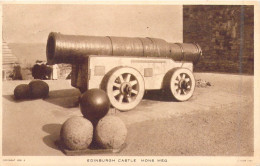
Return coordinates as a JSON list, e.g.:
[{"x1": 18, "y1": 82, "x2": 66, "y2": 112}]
[{"x1": 1, "y1": 1, "x2": 259, "y2": 165}]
